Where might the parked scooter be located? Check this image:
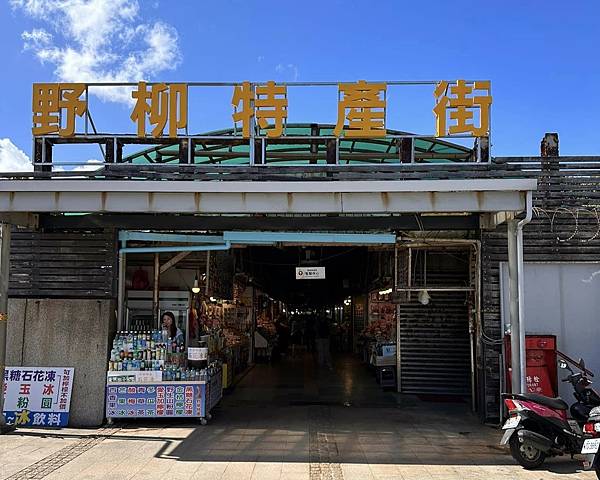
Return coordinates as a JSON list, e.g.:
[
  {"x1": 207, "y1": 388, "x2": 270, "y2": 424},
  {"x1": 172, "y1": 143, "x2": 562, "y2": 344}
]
[
  {"x1": 500, "y1": 356, "x2": 600, "y2": 469},
  {"x1": 581, "y1": 406, "x2": 600, "y2": 479}
]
